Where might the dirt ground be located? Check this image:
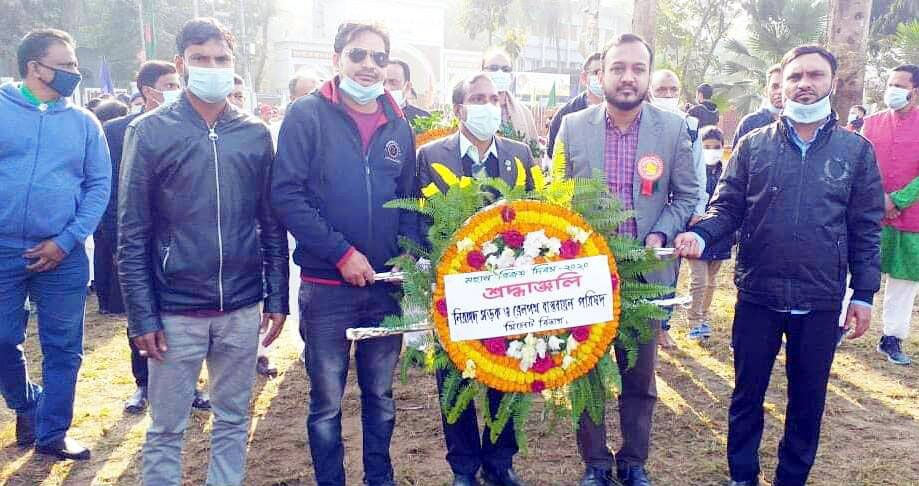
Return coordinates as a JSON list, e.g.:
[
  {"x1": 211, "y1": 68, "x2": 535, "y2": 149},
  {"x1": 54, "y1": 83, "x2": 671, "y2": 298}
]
[{"x1": 1, "y1": 261, "x2": 917, "y2": 486}]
